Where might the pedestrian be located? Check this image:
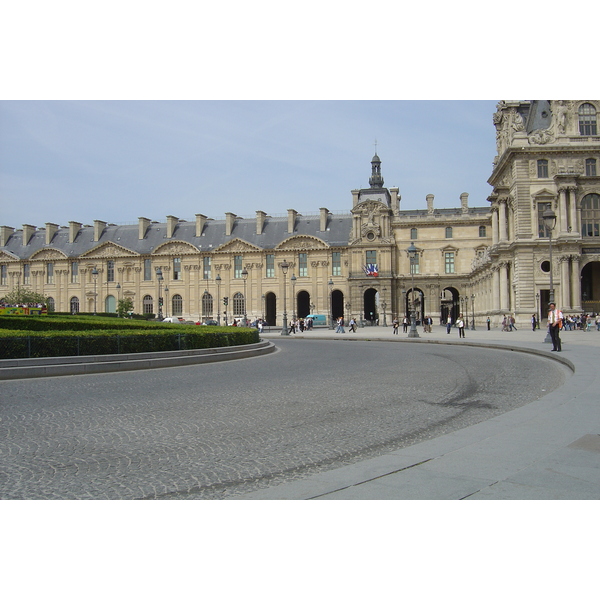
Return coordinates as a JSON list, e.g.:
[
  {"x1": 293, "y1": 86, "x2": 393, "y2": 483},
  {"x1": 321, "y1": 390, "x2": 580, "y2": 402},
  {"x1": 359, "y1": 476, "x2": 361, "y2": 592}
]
[
  {"x1": 349, "y1": 317, "x2": 357, "y2": 333},
  {"x1": 392, "y1": 318, "x2": 399, "y2": 334},
  {"x1": 501, "y1": 315, "x2": 508, "y2": 332},
  {"x1": 335, "y1": 316, "x2": 345, "y2": 333},
  {"x1": 548, "y1": 302, "x2": 562, "y2": 352},
  {"x1": 596, "y1": 314, "x2": 600, "y2": 331},
  {"x1": 510, "y1": 315, "x2": 517, "y2": 331},
  {"x1": 487, "y1": 316, "x2": 491, "y2": 330},
  {"x1": 531, "y1": 314, "x2": 537, "y2": 331},
  {"x1": 446, "y1": 315, "x2": 452, "y2": 334},
  {"x1": 457, "y1": 314, "x2": 465, "y2": 338},
  {"x1": 402, "y1": 316, "x2": 409, "y2": 333}
]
